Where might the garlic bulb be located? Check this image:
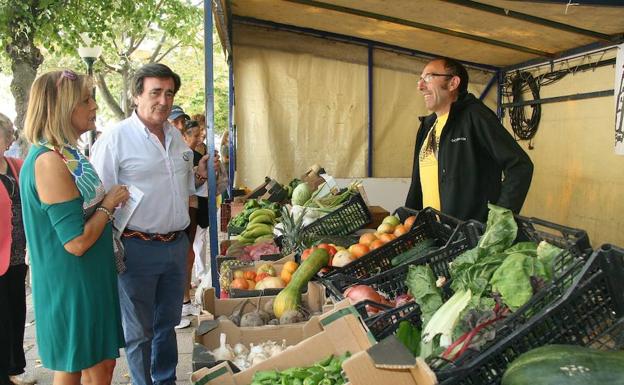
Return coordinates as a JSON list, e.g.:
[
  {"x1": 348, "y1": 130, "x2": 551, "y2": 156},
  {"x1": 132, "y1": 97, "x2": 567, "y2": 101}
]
[
  {"x1": 211, "y1": 333, "x2": 234, "y2": 361},
  {"x1": 233, "y1": 343, "x2": 248, "y2": 356}
]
